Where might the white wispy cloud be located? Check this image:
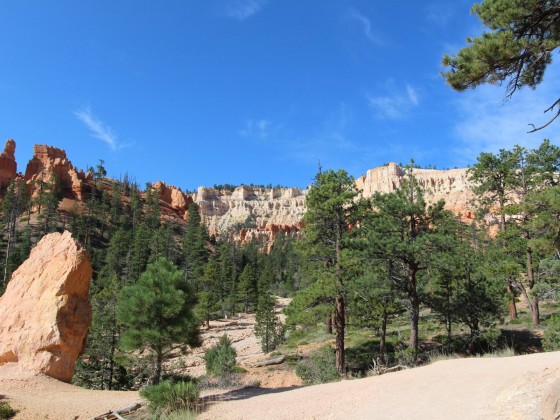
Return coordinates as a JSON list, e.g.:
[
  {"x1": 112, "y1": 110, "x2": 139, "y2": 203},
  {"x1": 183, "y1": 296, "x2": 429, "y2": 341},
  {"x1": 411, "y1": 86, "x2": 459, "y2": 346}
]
[
  {"x1": 451, "y1": 63, "x2": 560, "y2": 164},
  {"x1": 223, "y1": 0, "x2": 268, "y2": 20},
  {"x1": 239, "y1": 118, "x2": 273, "y2": 139},
  {"x1": 74, "y1": 107, "x2": 120, "y2": 151},
  {"x1": 367, "y1": 83, "x2": 420, "y2": 119},
  {"x1": 425, "y1": 3, "x2": 454, "y2": 27},
  {"x1": 348, "y1": 9, "x2": 382, "y2": 45}
]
